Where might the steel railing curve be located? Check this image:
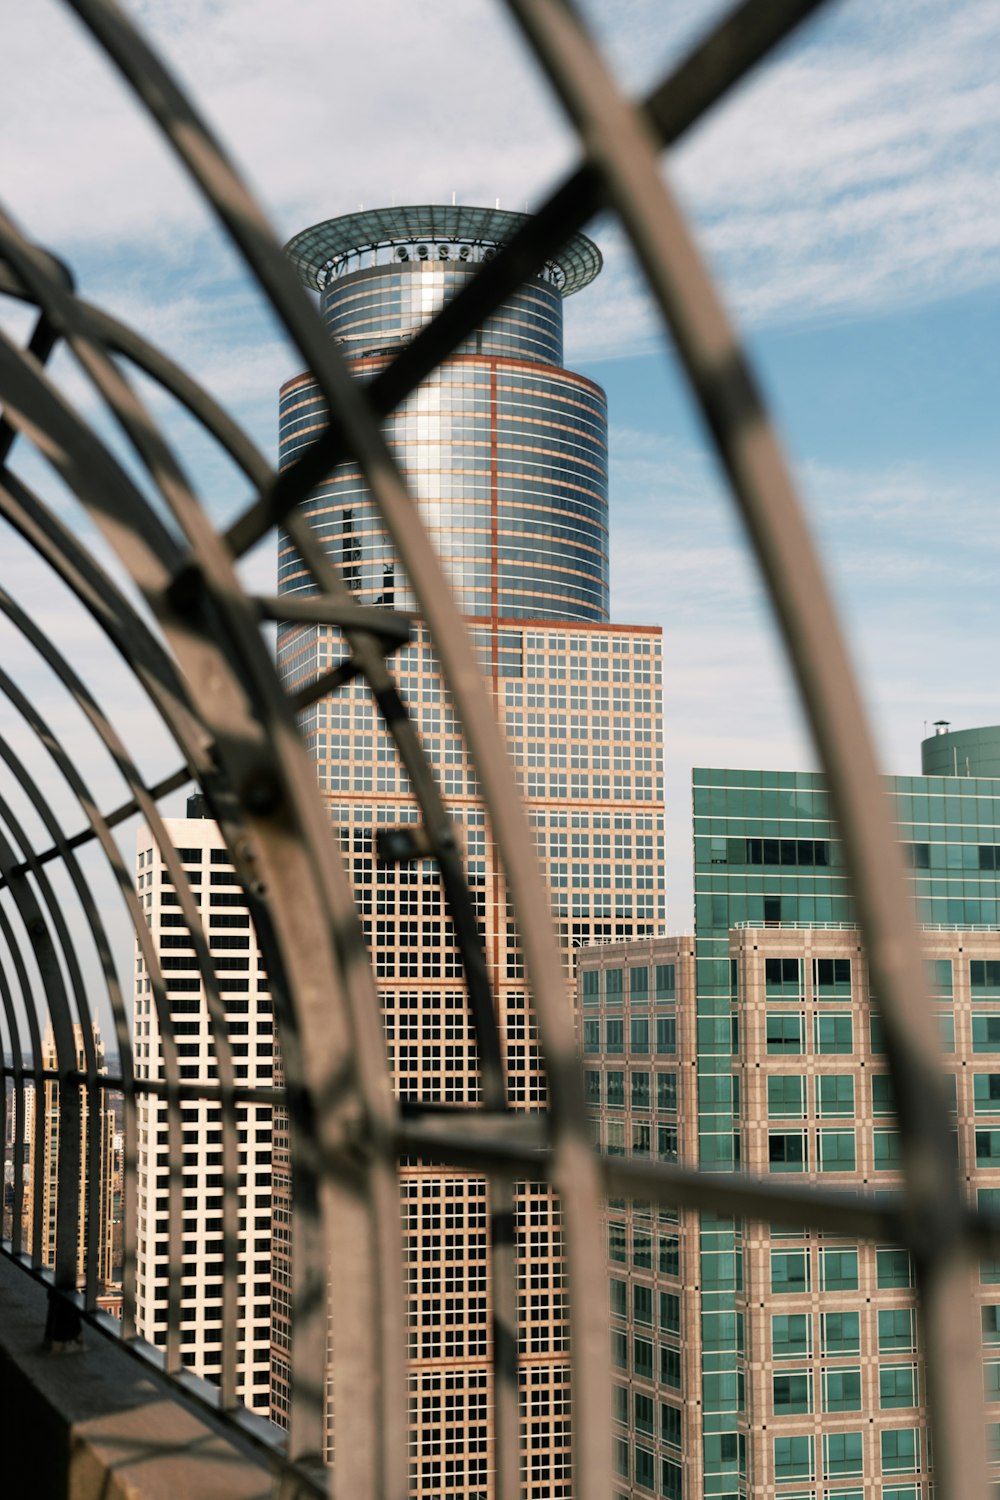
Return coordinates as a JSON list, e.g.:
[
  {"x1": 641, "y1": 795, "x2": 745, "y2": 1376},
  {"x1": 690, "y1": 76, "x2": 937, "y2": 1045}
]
[{"x1": 0, "y1": 0, "x2": 992, "y2": 1498}]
